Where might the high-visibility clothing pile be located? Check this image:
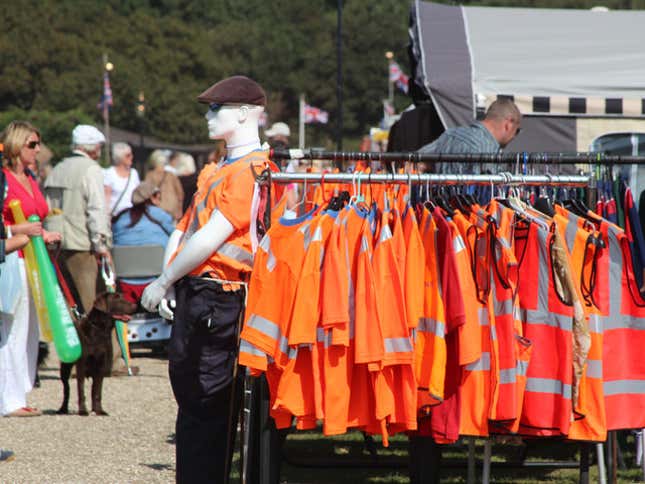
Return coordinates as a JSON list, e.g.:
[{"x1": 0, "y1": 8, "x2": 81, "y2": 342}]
[{"x1": 239, "y1": 187, "x2": 645, "y2": 445}]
